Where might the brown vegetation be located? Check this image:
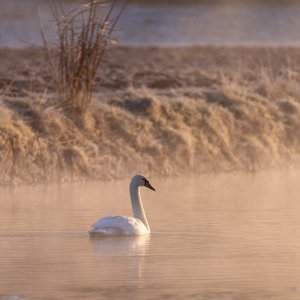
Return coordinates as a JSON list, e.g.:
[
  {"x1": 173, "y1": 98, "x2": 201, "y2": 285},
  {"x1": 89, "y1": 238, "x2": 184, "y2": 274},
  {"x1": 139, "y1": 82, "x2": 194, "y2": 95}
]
[
  {"x1": 0, "y1": 46, "x2": 300, "y2": 184},
  {"x1": 40, "y1": 0, "x2": 124, "y2": 114}
]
